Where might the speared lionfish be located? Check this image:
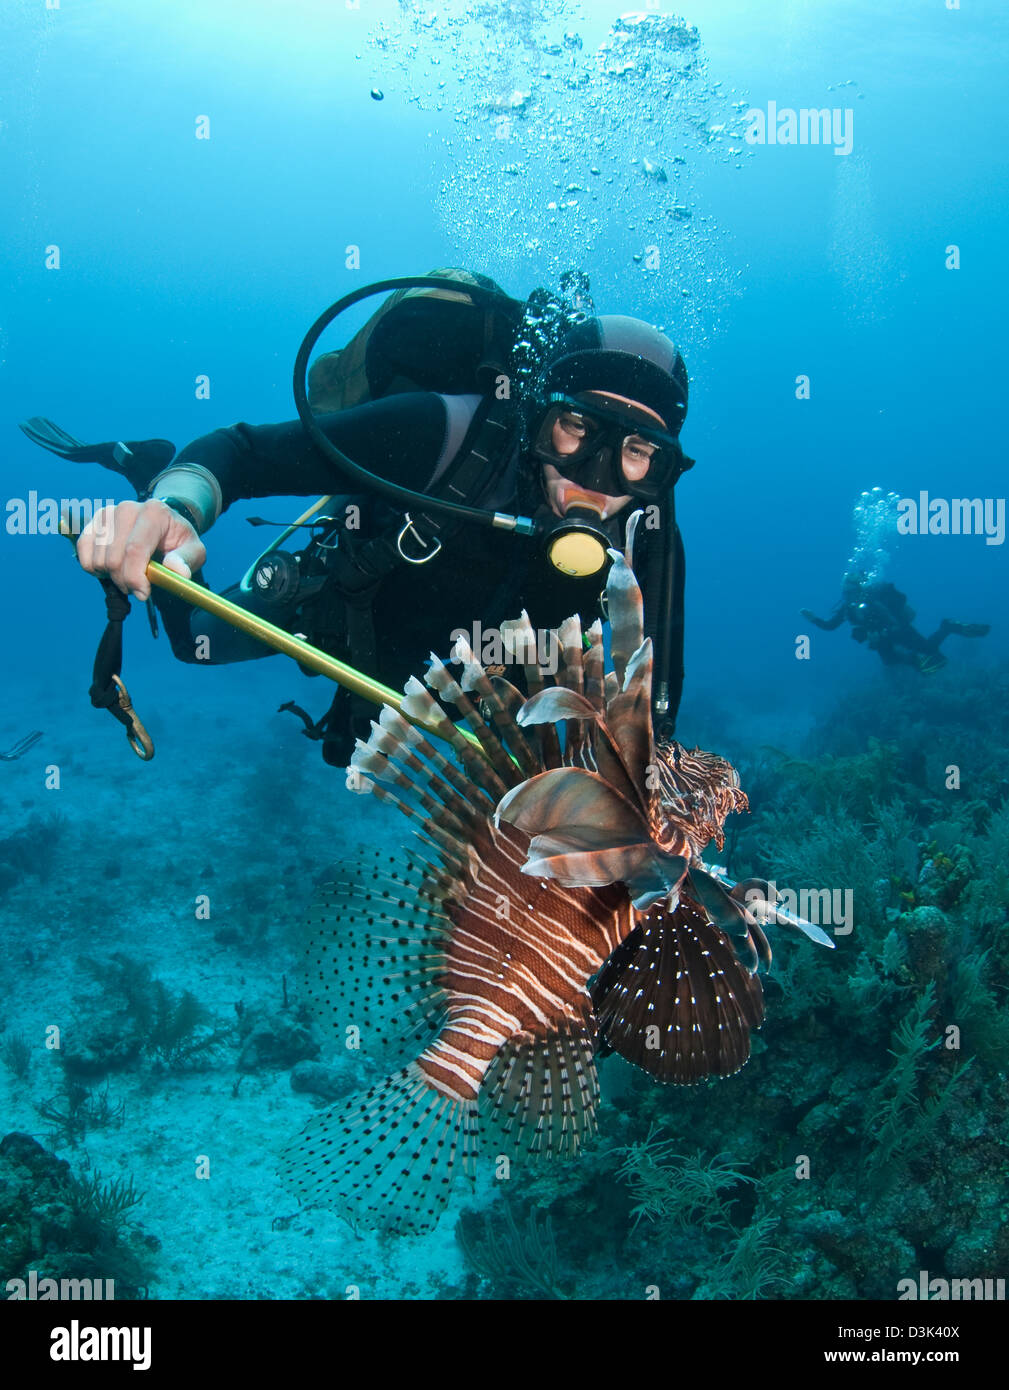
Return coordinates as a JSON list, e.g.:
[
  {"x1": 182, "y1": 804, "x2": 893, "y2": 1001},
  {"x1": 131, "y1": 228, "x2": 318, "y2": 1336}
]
[{"x1": 280, "y1": 517, "x2": 832, "y2": 1235}]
